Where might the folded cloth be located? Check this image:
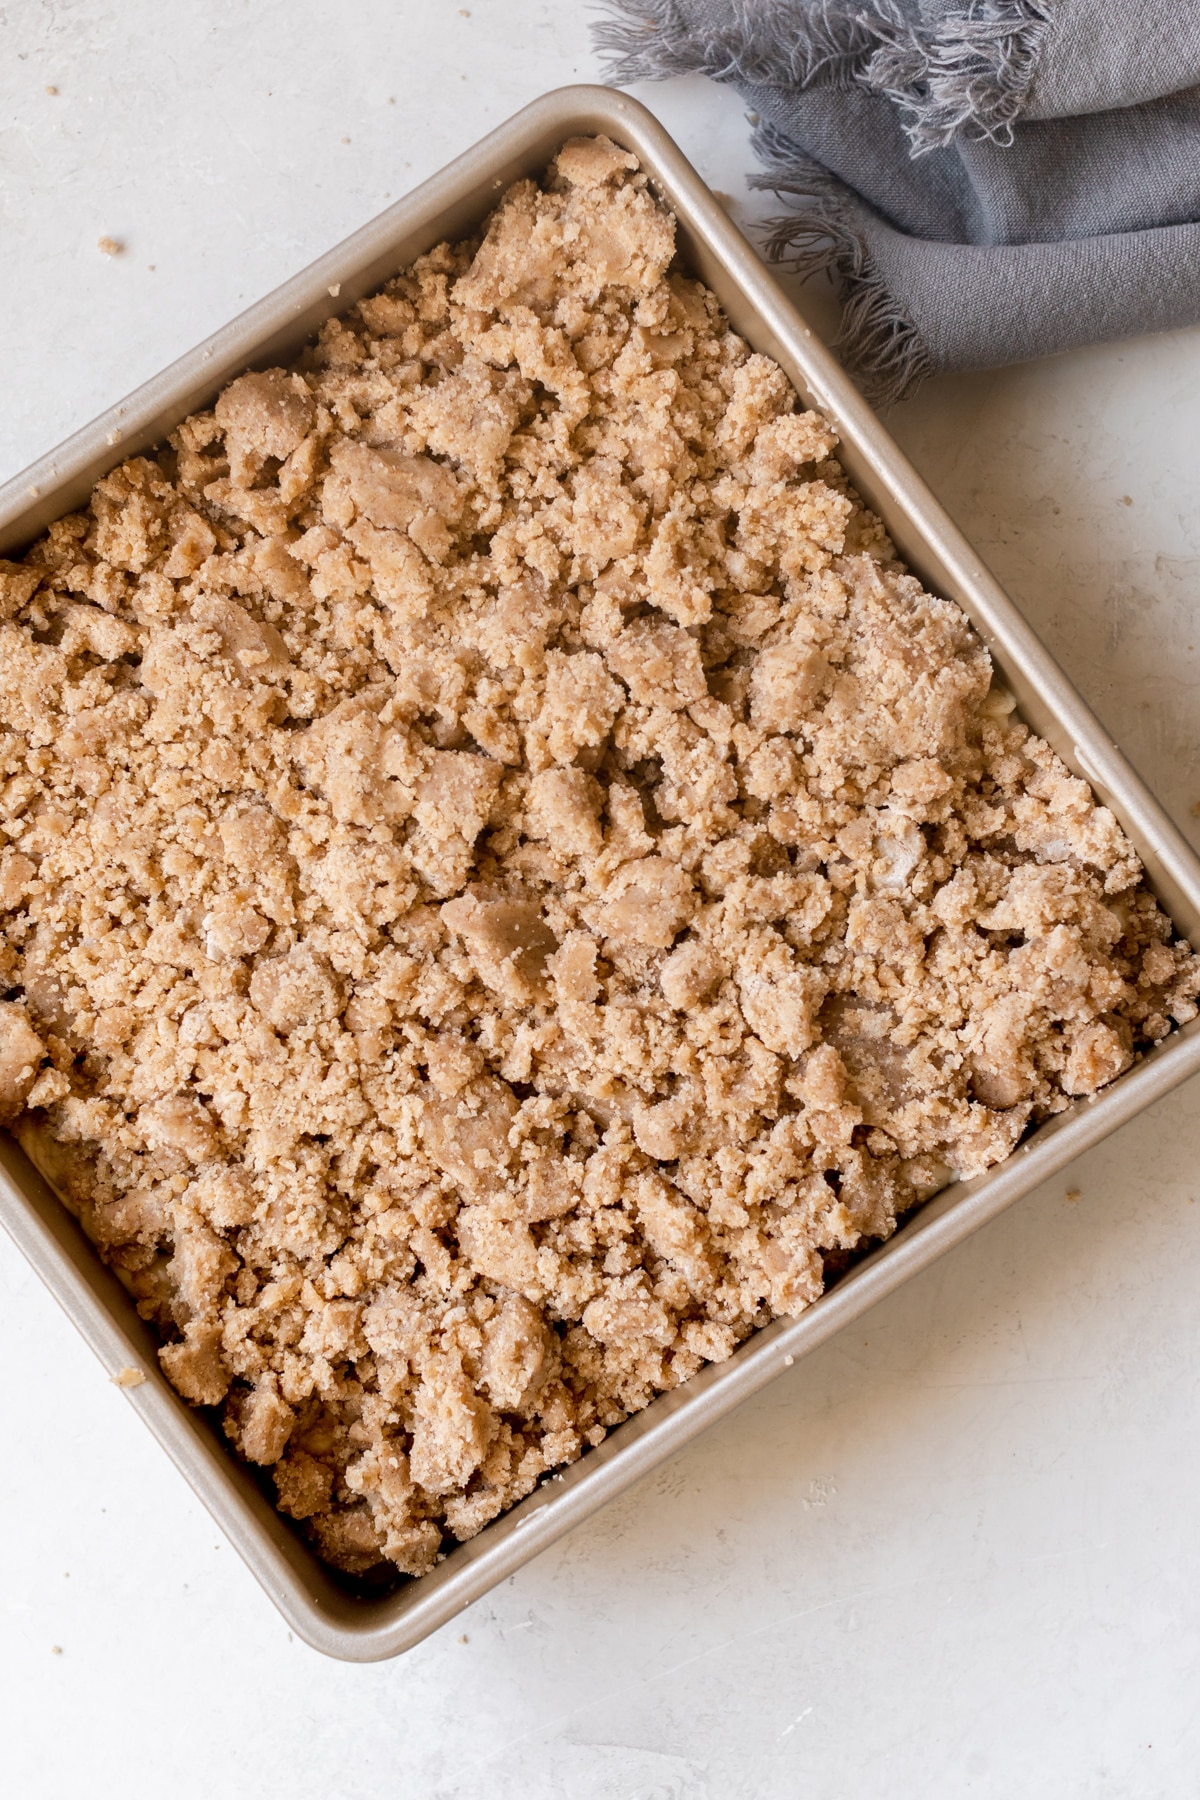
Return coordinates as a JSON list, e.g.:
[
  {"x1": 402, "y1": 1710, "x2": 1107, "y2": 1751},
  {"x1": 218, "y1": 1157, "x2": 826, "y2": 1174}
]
[{"x1": 595, "y1": 0, "x2": 1200, "y2": 400}]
